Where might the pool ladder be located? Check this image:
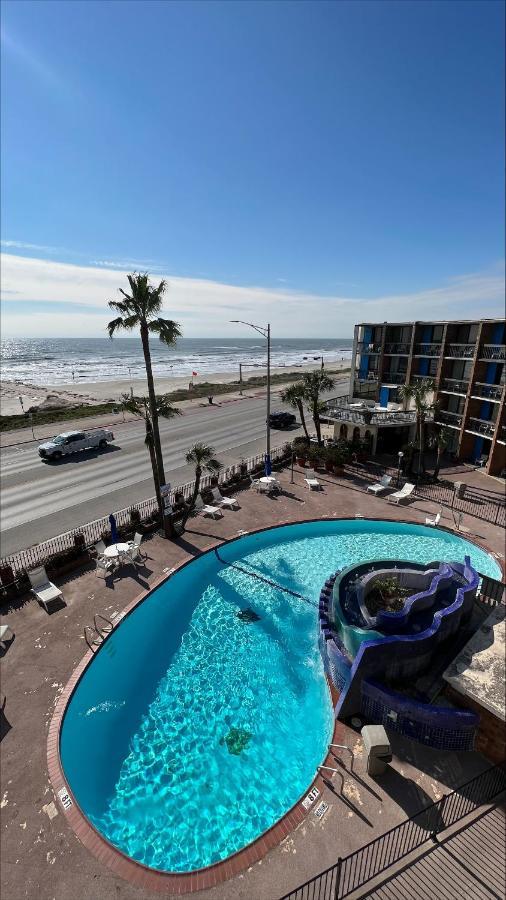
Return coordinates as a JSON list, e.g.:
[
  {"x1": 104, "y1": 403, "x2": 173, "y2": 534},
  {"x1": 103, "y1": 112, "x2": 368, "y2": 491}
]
[{"x1": 84, "y1": 614, "x2": 114, "y2": 651}]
